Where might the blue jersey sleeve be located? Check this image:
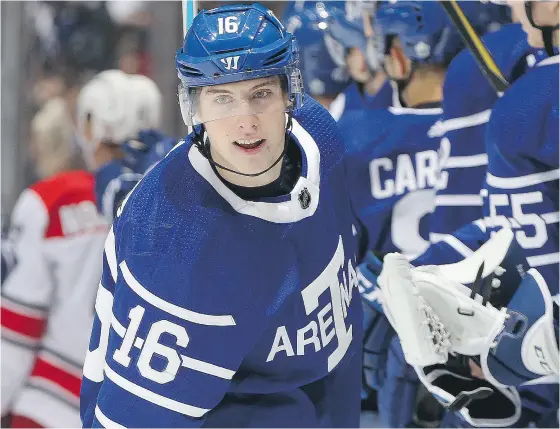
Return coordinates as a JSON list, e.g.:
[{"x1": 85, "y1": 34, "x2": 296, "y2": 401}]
[
  {"x1": 428, "y1": 24, "x2": 530, "y2": 241},
  {"x1": 483, "y1": 58, "x2": 559, "y2": 295}
]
